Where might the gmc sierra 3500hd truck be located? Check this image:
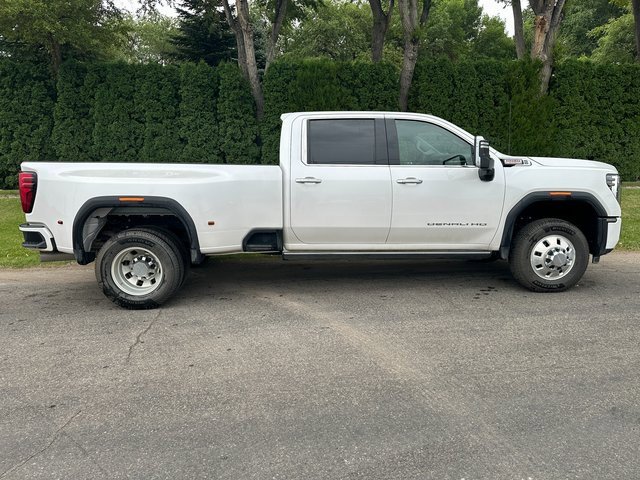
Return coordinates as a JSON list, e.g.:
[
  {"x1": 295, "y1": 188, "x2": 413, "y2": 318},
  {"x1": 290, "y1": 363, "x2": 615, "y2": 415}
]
[{"x1": 18, "y1": 111, "x2": 622, "y2": 309}]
